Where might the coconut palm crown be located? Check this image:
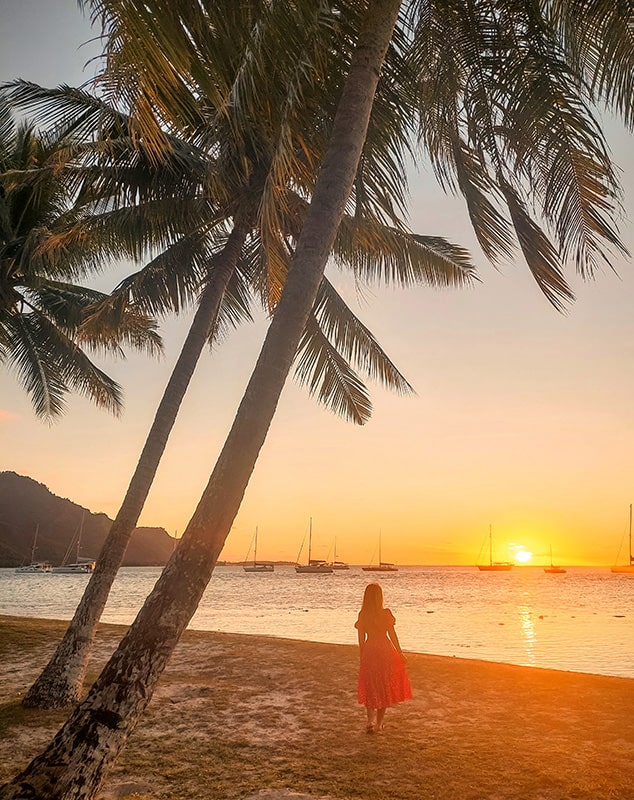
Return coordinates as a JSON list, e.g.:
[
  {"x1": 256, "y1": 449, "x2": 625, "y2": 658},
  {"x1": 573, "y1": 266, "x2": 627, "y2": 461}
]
[{"x1": 0, "y1": 103, "x2": 161, "y2": 419}]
